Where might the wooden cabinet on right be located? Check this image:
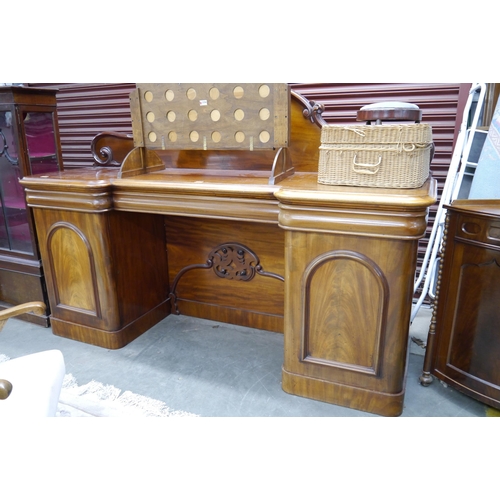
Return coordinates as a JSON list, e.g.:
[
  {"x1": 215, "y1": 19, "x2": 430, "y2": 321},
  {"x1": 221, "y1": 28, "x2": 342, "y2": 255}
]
[{"x1": 421, "y1": 199, "x2": 500, "y2": 409}]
